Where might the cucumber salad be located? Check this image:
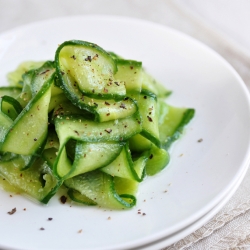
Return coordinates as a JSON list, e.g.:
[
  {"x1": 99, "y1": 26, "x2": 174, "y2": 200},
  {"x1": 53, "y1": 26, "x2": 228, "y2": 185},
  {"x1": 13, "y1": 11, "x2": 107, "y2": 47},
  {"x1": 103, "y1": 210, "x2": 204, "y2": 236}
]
[{"x1": 0, "y1": 40, "x2": 194, "y2": 209}]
